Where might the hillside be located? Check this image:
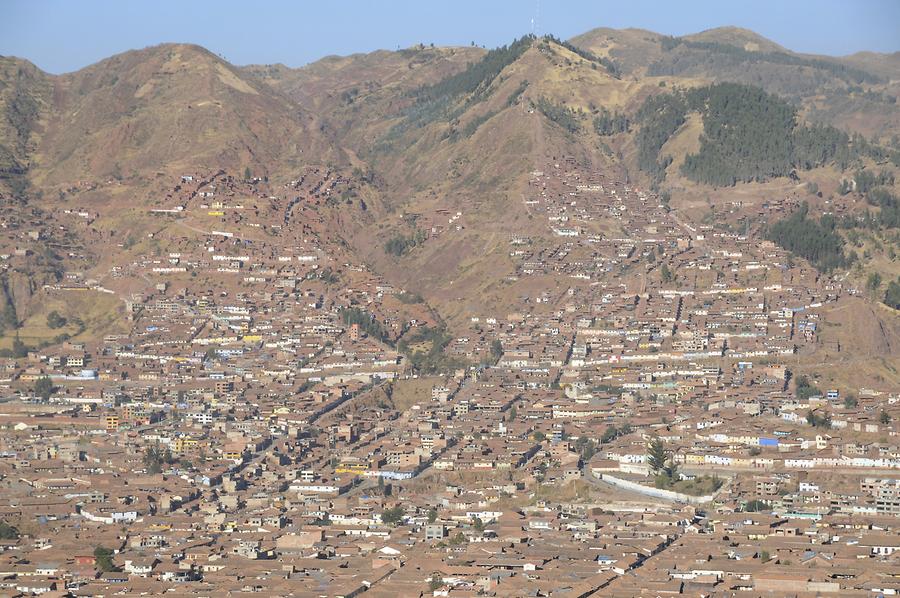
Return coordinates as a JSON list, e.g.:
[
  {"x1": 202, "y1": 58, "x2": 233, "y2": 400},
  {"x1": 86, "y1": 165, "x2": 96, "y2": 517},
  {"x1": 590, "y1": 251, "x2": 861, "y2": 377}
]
[
  {"x1": 292, "y1": 37, "x2": 642, "y2": 320},
  {"x1": 29, "y1": 43, "x2": 342, "y2": 191},
  {"x1": 286, "y1": 35, "x2": 898, "y2": 284},
  {"x1": 0, "y1": 57, "x2": 53, "y2": 198},
  {"x1": 572, "y1": 26, "x2": 900, "y2": 139},
  {"x1": 0, "y1": 44, "x2": 356, "y2": 343},
  {"x1": 243, "y1": 45, "x2": 485, "y2": 127},
  {"x1": 0, "y1": 28, "x2": 897, "y2": 364}
]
